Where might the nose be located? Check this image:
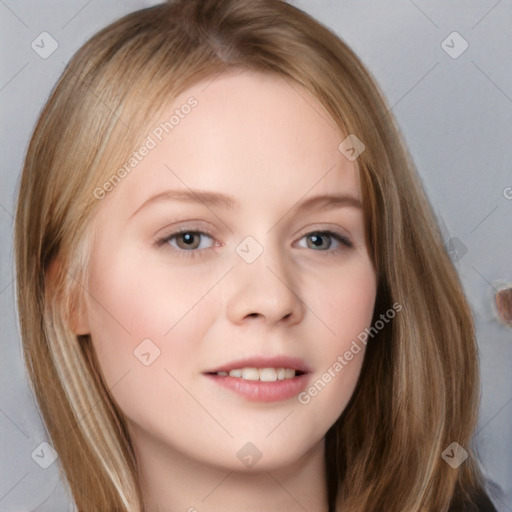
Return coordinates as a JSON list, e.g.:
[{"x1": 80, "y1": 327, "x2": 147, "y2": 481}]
[{"x1": 226, "y1": 246, "x2": 305, "y2": 327}]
